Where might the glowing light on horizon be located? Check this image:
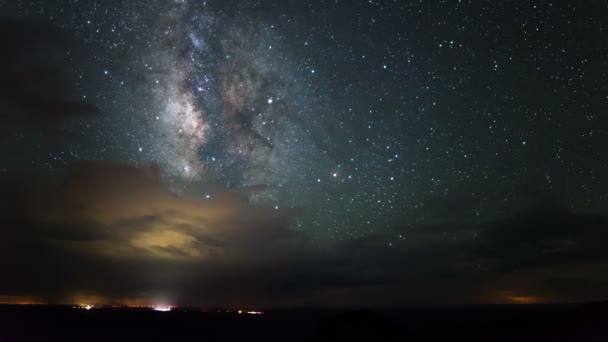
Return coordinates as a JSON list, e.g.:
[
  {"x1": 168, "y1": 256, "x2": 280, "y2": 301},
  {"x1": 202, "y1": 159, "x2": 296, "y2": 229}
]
[
  {"x1": 507, "y1": 295, "x2": 542, "y2": 304},
  {"x1": 237, "y1": 309, "x2": 263, "y2": 315},
  {"x1": 153, "y1": 306, "x2": 172, "y2": 312}
]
